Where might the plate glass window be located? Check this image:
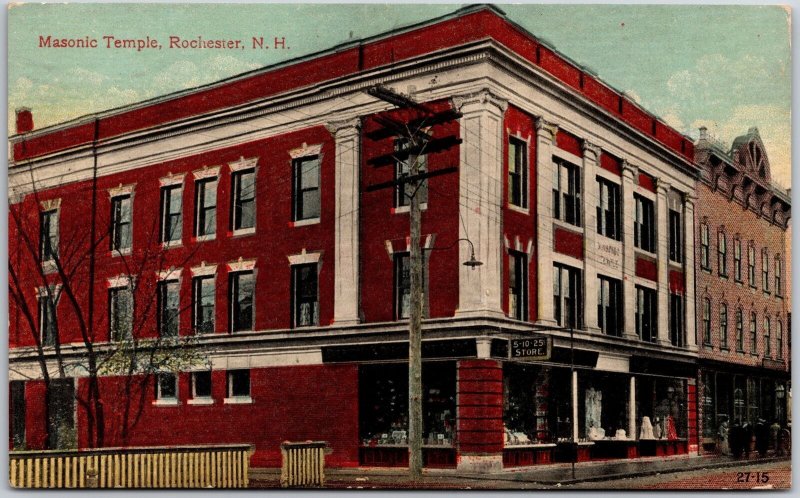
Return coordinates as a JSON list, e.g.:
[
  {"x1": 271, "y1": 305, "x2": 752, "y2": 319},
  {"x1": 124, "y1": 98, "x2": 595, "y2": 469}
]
[
  {"x1": 293, "y1": 156, "x2": 321, "y2": 220},
  {"x1": 395, "y1": 139, "x2": 428, "y2": 207},
  {"x1": 195, "y1": 178, "x2": 217, "y2": 237},
  {"x1": 597, "y1": 178, "x2": 620, "y2": 240},
  {"x1": 508, "y1": 250, "x2": 528, "y2": 321},
  {"x1": 508, "y1": 137, "x2": 527, "y2": 209},
  {"x1": 292, "y1": 264, "x2": 319, "y2": 327},
  {"x1": 111, "y1": 195, "x2": 132, "y2": 251},
  {"x1": 231, "y1": 170, "x2": 255, "y2": 231},
  {"x1": 109, "y1": 285, "x2": 132, "y2": 341},
  {"x1": 193, "y1": 276, "x2": 215, "y2": 333},
  {"x1": 38, "y1": 294, "x2": 57, "y2": 346},
  {"x1": 597, "y1": 275, "x2": 622, "y2": 336},
  {"x1": 635, "y1": 286, "x2": 657, "y2": 343},
  {"x1": 192, "y1": 371, "x2": 212, "y2": 399},
  {"x1": 552, "y1": 158, "x2": 581, "y2": 226},
  {"x1": 158, "y1": 280, "x2": 179, "y2": 337},
  {"x1": 634, "y1": 195, "x2": 655, "y2": 253},
  {"x1": 227, "y1": 370, "x2": 250, "y2": 398},
  {"x1": 160, "y1": 185, "x2": 182, "y2": 243},
  {"x1": 229, "y1": 271, "x2": 254, "y2": 332},
  {"x1": 39, "y1": 210, "x2": 58, "y2": 262}
]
